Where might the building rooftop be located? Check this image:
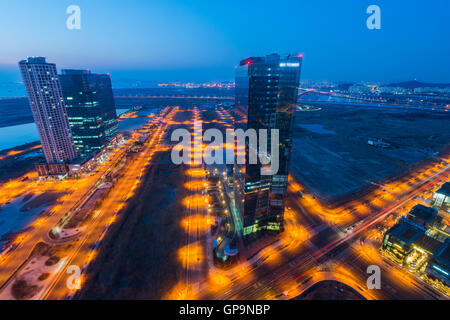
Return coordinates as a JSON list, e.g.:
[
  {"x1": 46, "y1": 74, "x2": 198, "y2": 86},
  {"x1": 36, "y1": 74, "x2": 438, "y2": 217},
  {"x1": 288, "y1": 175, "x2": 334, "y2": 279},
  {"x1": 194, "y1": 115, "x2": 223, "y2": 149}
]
[
  {"x1": 239, "y1": 53, "x2": 302, "y2": 66},
  {"x1": 407, "y1": 204, "x2": 438, "y2": 223},
  {"x1": 434, "y1": 240, "x2": 450, "y2": 267},
  {"x1": 414, "y1": 234, "x2": 443, "y2": 254},
  {"x1": 388, "y1": 217, "x2": 425, "y2": 243},
  {"x1": 19, "y1": 57, "x2": 47, "y2": 64}
]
